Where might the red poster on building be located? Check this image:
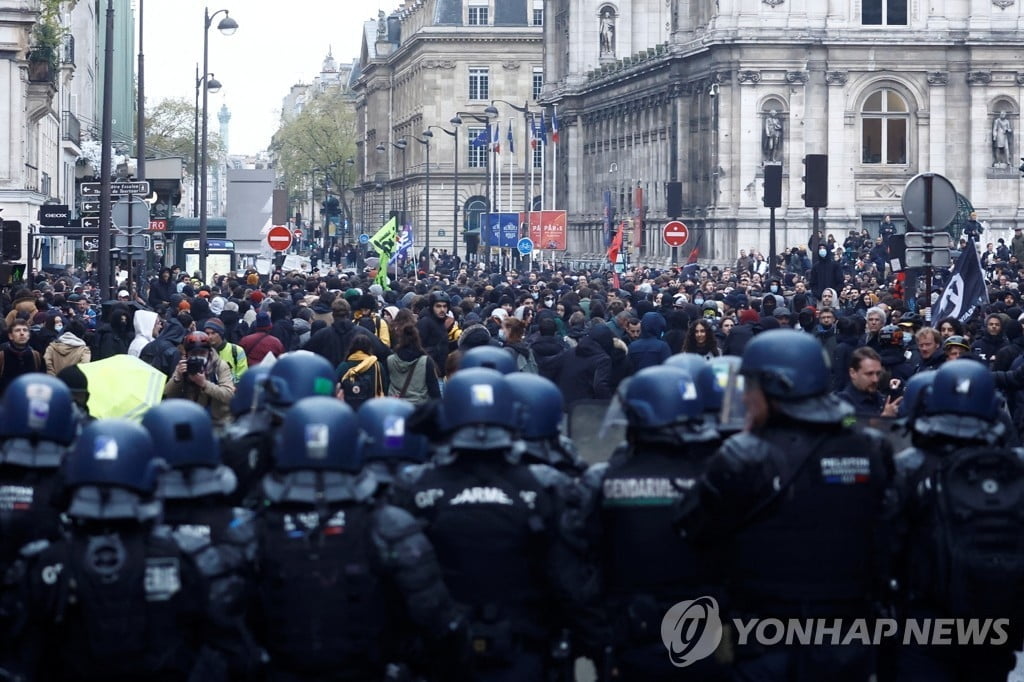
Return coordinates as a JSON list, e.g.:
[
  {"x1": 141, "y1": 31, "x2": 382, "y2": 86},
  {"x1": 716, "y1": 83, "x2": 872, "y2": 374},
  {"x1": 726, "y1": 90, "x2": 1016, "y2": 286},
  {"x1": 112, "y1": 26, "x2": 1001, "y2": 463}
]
[
  {"x1": 633, "y1": 187, "x2": 644, "y2": 250},
  {"x1": 527, "y1": 211, "x2": 567, "y2": 250}
]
